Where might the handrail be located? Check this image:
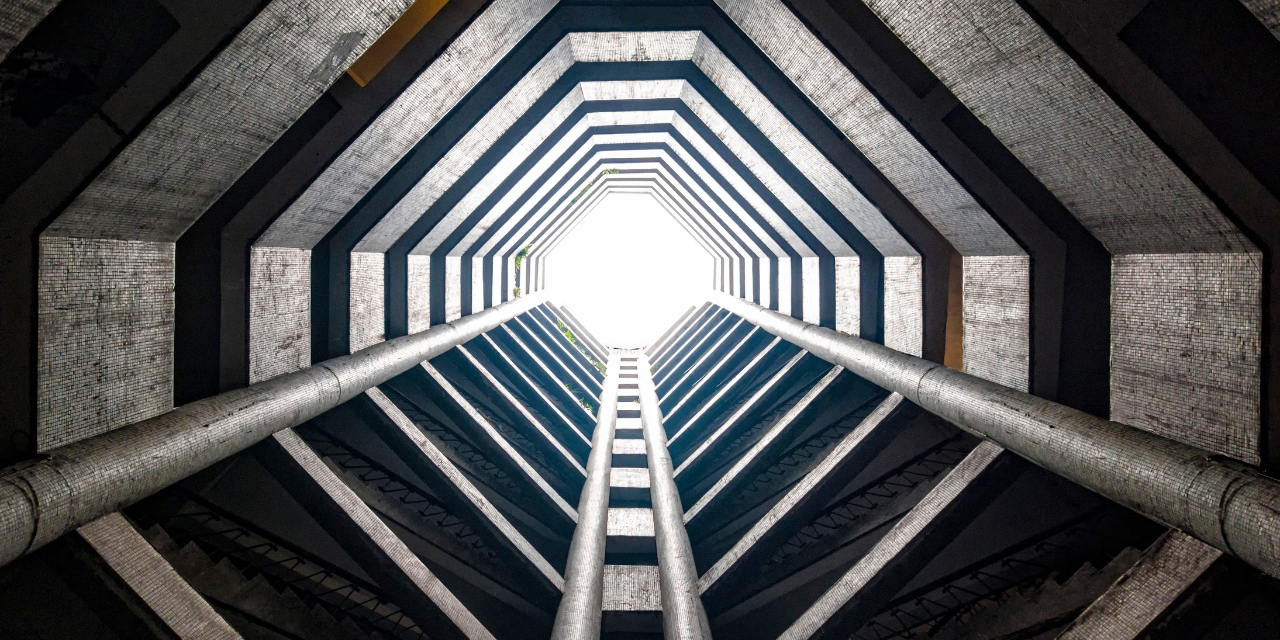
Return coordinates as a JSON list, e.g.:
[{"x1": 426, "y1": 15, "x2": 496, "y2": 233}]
[{"x1": 710, "y1": 290, "x2": 1280, "y2": 580}]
